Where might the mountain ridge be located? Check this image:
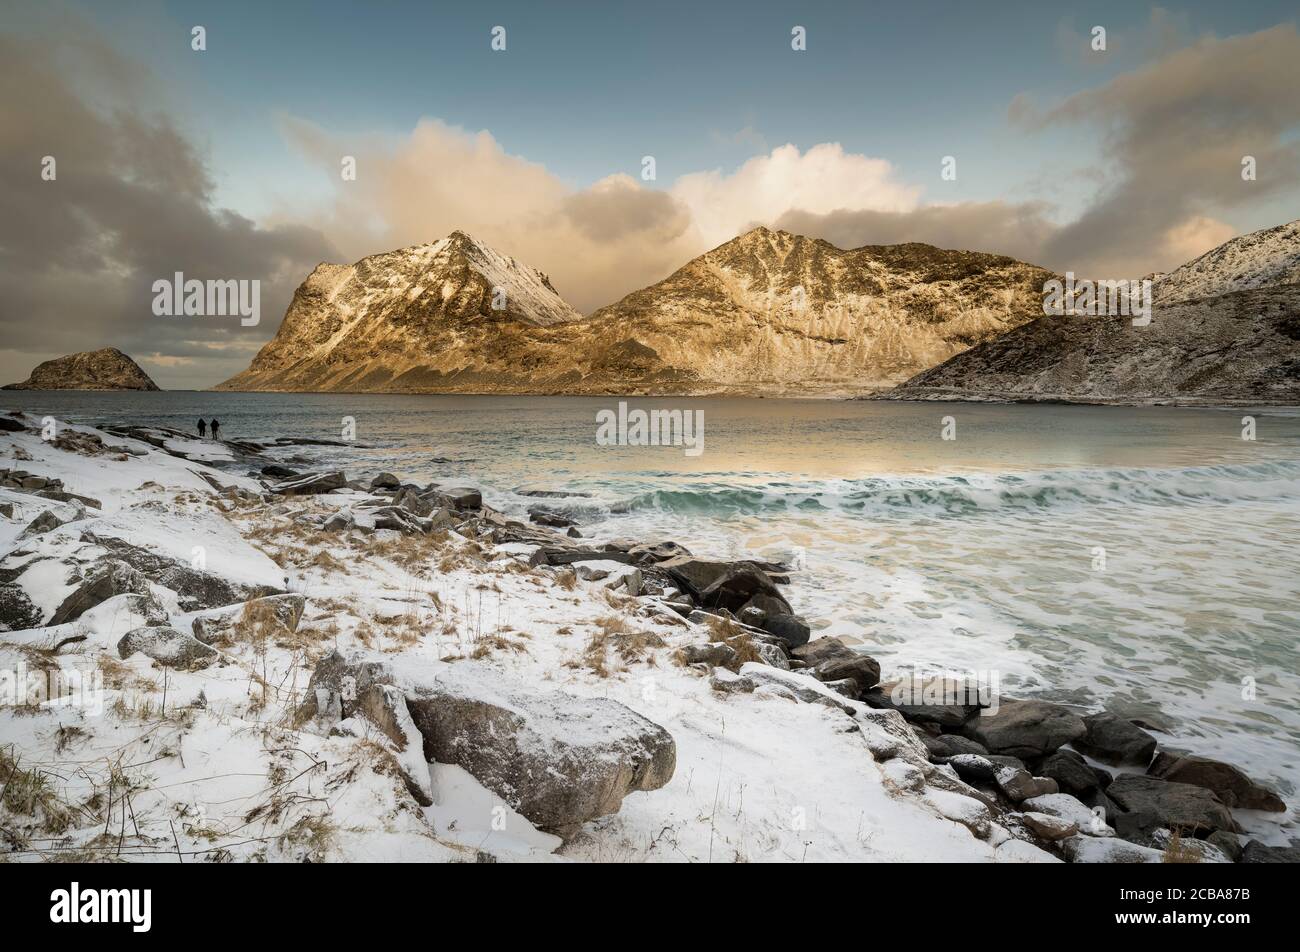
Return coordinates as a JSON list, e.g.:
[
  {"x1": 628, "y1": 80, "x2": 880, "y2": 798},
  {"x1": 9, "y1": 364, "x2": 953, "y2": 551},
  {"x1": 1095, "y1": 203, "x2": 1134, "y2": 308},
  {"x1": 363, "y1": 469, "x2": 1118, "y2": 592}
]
[{"x1": 3, "y1": 347, "x2": 160, "y2": 391}]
